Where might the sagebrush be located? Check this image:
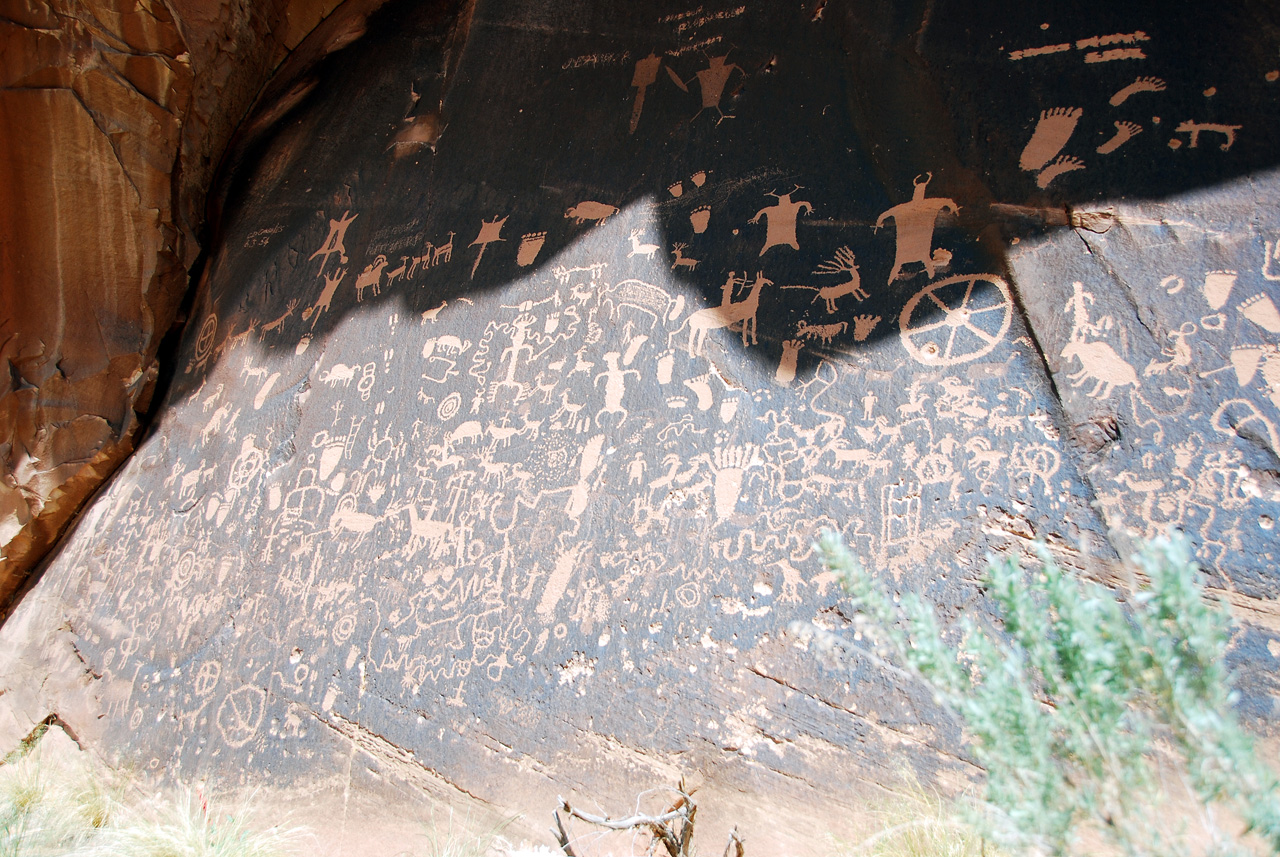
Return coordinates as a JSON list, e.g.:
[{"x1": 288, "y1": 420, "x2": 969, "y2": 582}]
[{"x1": 808, "y1": 531, "x2": 1280, "y2": 857}]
